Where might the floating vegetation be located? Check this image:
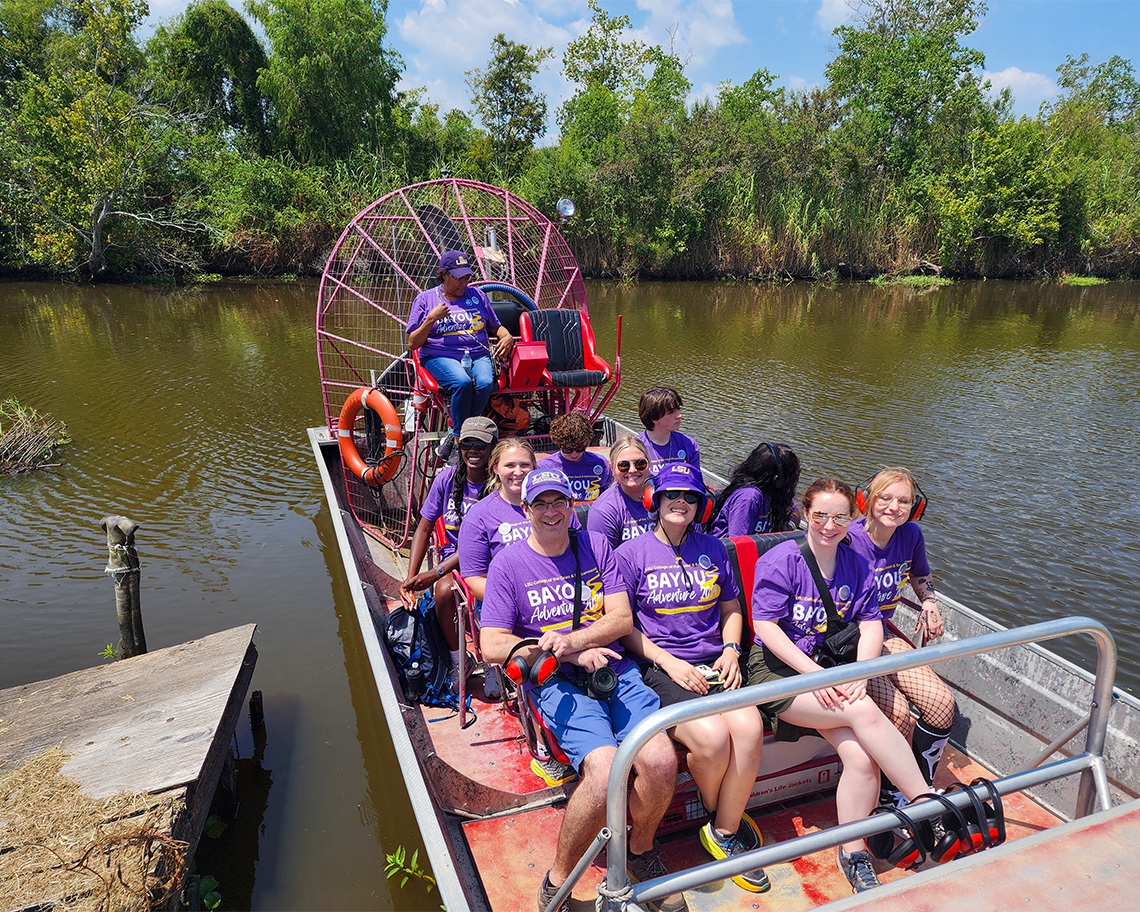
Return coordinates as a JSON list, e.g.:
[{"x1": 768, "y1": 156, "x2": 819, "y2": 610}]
[
  {"x1": 0, "y1": 396, "x2": 71, "y2": 473},
  {"x1": 1059, "y1": 274, "x2": 1108, "y2": 286},
  {"x1": 870, "y1": 274, "x2": 954, "y2": 287}
]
